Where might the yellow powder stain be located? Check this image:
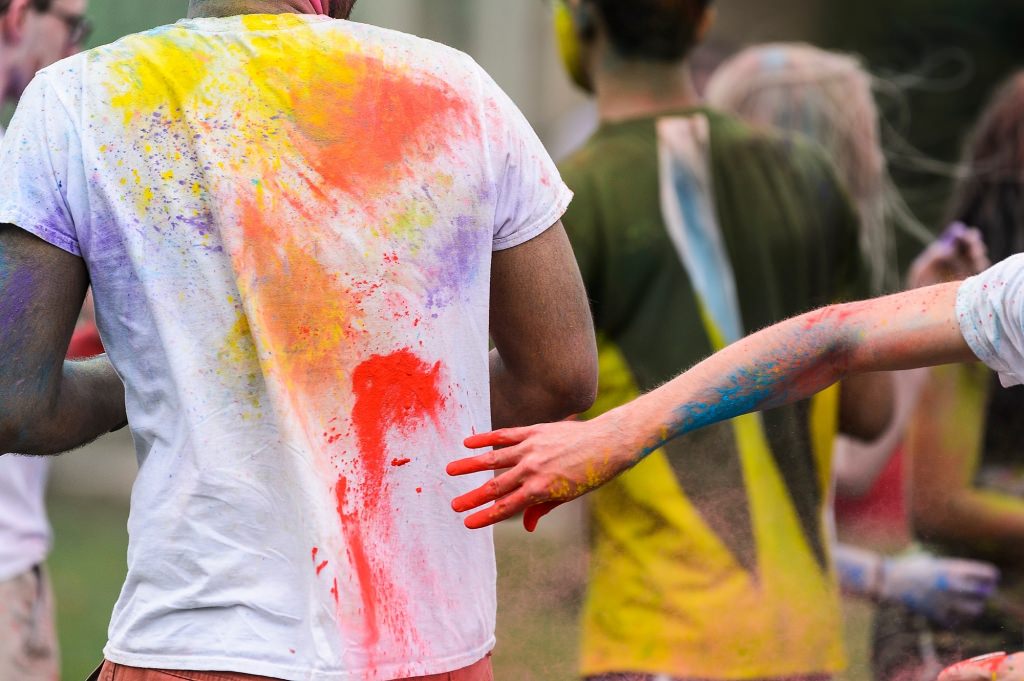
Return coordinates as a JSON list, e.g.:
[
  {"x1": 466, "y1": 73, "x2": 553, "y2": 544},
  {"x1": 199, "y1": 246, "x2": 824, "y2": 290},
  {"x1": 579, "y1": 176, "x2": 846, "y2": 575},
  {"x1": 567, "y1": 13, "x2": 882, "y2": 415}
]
[
  {"x1": 221, "y1": 310, "x2": 258, "y2": 367},
  {"x1": 389, "y1": 201, "x2": 435, "y2": 243},
  {"x1": 161, "y1": 170, "x2": 175, "y2": 181},
  {"x1": 218, "y1": 310, "x2": 263, "y2": 410},
  {"x1": 240, "y1": 13, "x2": 308, "y2": 31},
  {"x1": 107, "y1": 28, "x2": 215, "y2": 124}
]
